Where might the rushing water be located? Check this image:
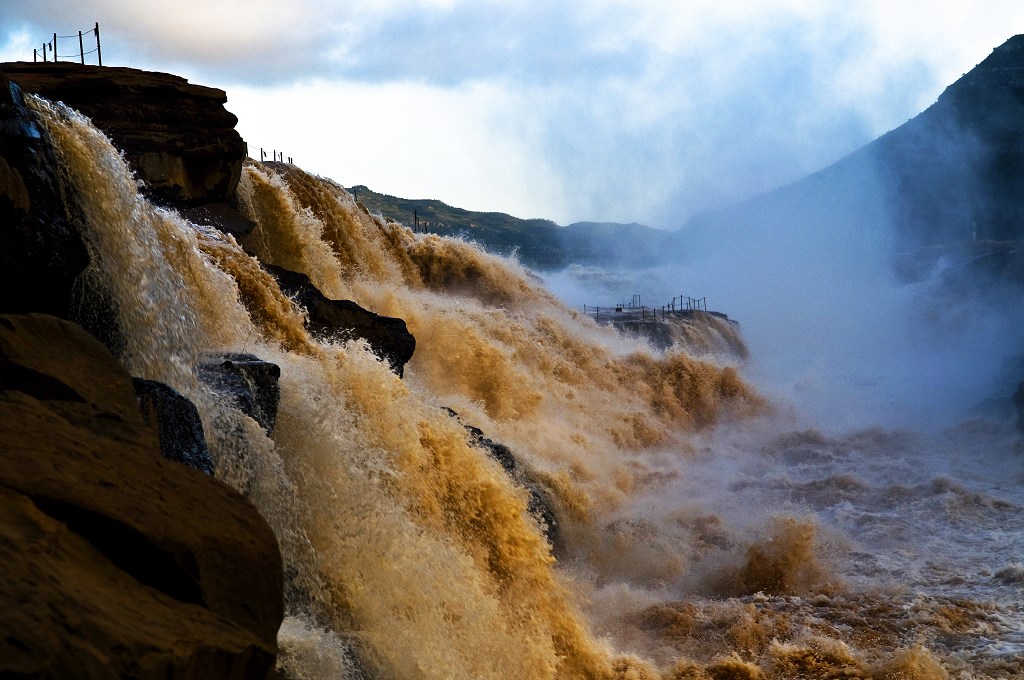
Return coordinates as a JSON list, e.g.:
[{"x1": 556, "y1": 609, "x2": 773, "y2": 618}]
[{"x1": 29, "y1": 95, "x2": 1024, "y2": 679}]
